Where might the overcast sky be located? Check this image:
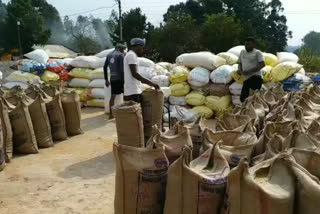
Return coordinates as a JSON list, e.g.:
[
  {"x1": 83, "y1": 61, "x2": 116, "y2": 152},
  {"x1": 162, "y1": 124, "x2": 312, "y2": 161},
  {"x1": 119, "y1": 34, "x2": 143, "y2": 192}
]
[{"x1": 4, "y1": 0, "x2": 320, "y2": 46}]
